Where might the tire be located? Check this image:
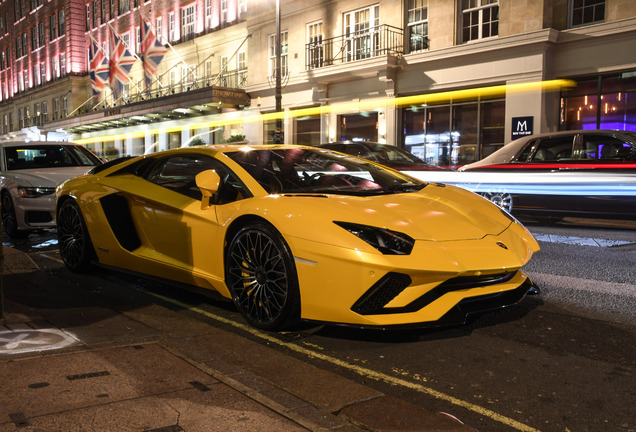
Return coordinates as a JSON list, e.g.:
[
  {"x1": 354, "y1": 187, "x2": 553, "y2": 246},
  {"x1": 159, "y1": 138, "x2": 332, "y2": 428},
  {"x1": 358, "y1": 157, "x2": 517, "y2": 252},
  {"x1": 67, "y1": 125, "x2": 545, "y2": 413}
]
[
  {"x1": 225, "y1": 221, "x2": 300, "y2": 331},
  {"x1": 480, "y1": 192, "x2": 513, "y2": 213},
  {"x1": 1, "y1": 192, "x2": 29, "y2": 239},
  {"x1": 57, "y1": 199, "x2": 95, "y2": 272}
]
